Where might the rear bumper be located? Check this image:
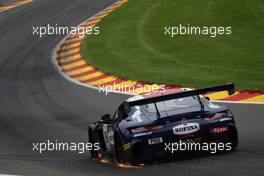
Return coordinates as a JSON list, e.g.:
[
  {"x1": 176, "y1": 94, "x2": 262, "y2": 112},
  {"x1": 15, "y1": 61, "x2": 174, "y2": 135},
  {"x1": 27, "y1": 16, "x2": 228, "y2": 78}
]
[{"x1": 124, "y1": 124, "x2": 238, "y2": 164}]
